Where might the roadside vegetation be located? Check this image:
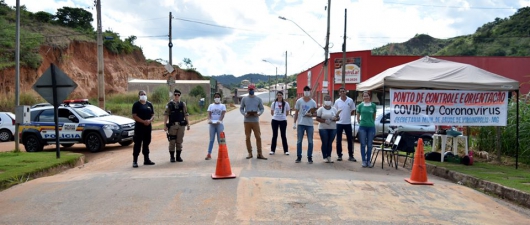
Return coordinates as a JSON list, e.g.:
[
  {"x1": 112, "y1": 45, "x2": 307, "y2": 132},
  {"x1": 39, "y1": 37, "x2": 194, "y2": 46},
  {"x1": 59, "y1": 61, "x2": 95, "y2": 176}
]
[{"x1": 0, "y1": 151, "x2": 82, "y2": 190}]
